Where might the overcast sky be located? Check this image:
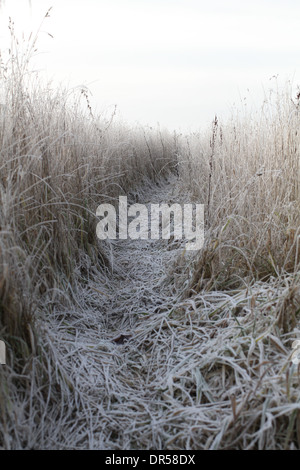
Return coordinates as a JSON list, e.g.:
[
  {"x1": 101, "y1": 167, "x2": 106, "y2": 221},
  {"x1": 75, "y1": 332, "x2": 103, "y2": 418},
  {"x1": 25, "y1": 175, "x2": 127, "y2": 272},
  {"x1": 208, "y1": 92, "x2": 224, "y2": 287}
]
[{"x1": 0, "y1": 0, "x2": 300, "y2": 131}]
